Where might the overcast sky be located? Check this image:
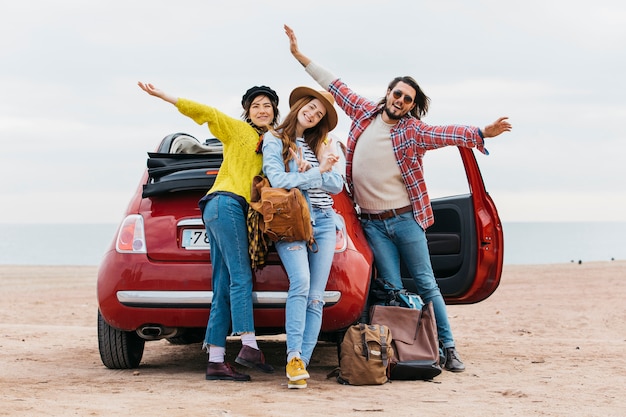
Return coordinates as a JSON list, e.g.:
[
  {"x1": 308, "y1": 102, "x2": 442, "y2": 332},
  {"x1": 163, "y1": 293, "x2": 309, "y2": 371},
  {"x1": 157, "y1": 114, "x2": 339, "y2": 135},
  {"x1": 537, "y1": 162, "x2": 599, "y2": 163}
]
[{"x1": 1, "y1": 0, "x2": 625, "y2": 224}]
